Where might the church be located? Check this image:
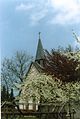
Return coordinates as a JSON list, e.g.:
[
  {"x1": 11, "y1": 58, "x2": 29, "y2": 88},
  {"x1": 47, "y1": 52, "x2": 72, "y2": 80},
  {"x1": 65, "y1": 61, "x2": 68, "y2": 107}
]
[
  {"x1": 18, "y1": 33, "x2": 80, "y2": 119},
  {"x1": 19, "y1": 33, "x2": 46, "y2": 111},
  {"x1": 26, "y1": 32, "x2": 46, "y2": 76}
]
